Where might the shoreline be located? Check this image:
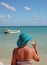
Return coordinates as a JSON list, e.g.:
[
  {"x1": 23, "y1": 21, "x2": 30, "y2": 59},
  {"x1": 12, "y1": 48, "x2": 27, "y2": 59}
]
[{"x1": 0, "y1": 58, "x2": 11, "y2": 65}]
